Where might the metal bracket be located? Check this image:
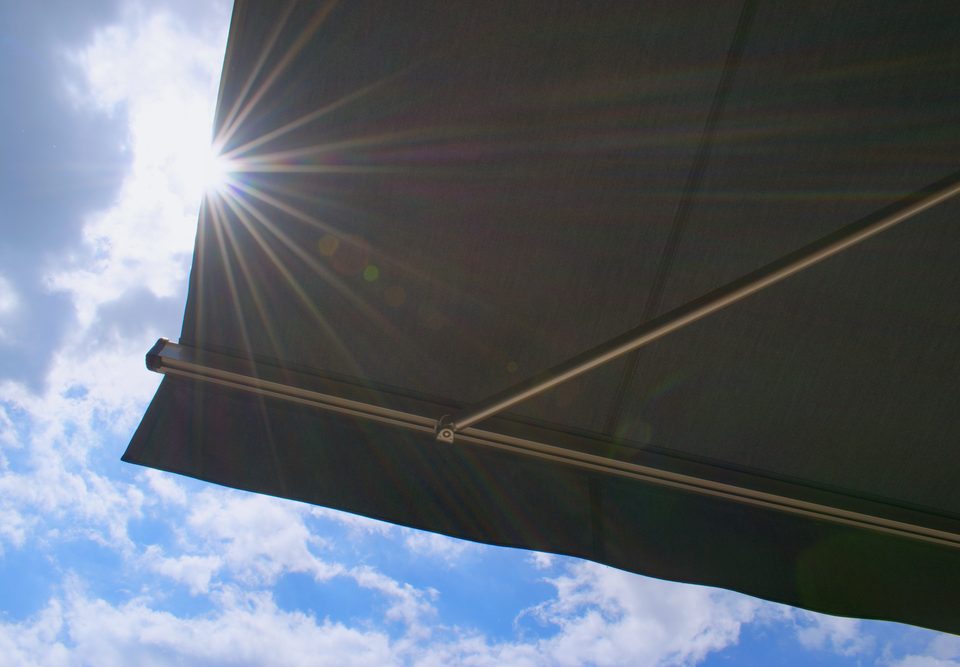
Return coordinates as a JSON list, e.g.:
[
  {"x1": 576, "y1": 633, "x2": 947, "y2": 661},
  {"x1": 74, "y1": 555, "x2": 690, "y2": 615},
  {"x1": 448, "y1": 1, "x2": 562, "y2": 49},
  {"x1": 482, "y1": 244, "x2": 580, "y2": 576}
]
[
  {"x1": 434, "y1": 415, "x2": 456, "y2": 443},
  {"x1": 145, "y1": 337, "x2": 170, "y2": 372}
]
